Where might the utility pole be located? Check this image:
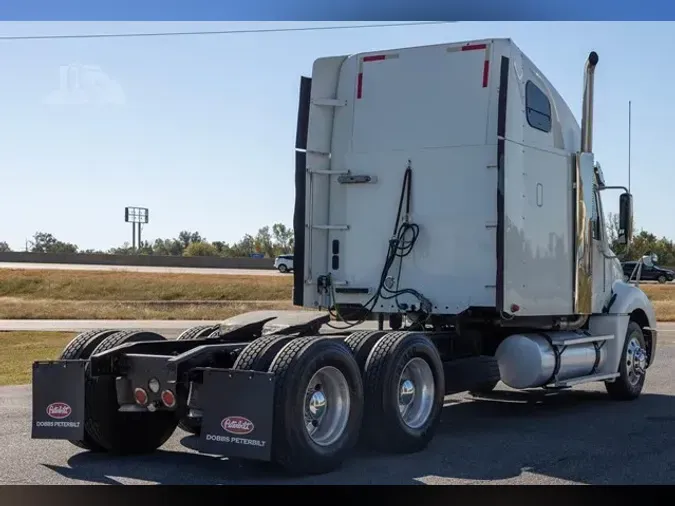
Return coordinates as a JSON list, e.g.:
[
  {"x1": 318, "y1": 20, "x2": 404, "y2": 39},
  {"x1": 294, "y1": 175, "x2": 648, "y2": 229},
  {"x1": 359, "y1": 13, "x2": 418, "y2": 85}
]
[
  {"x1": 626, "y1": 100, "x2": 632, "y2": 257},
  {"x1": 628, "y1": 100, "x2": 632, "y2": 193}
]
